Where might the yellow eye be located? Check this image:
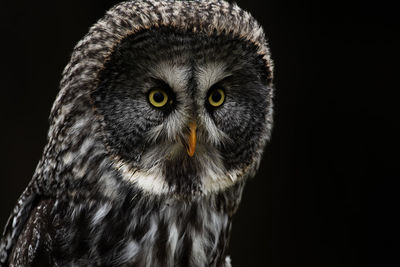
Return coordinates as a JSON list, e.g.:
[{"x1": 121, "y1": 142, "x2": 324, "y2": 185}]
[
  {"x1": 149, "y1": 89, "x2": 168, "y2": 108},
  {"x1": 208, "y1": 88, "x2": 225, "y2": 107}
]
